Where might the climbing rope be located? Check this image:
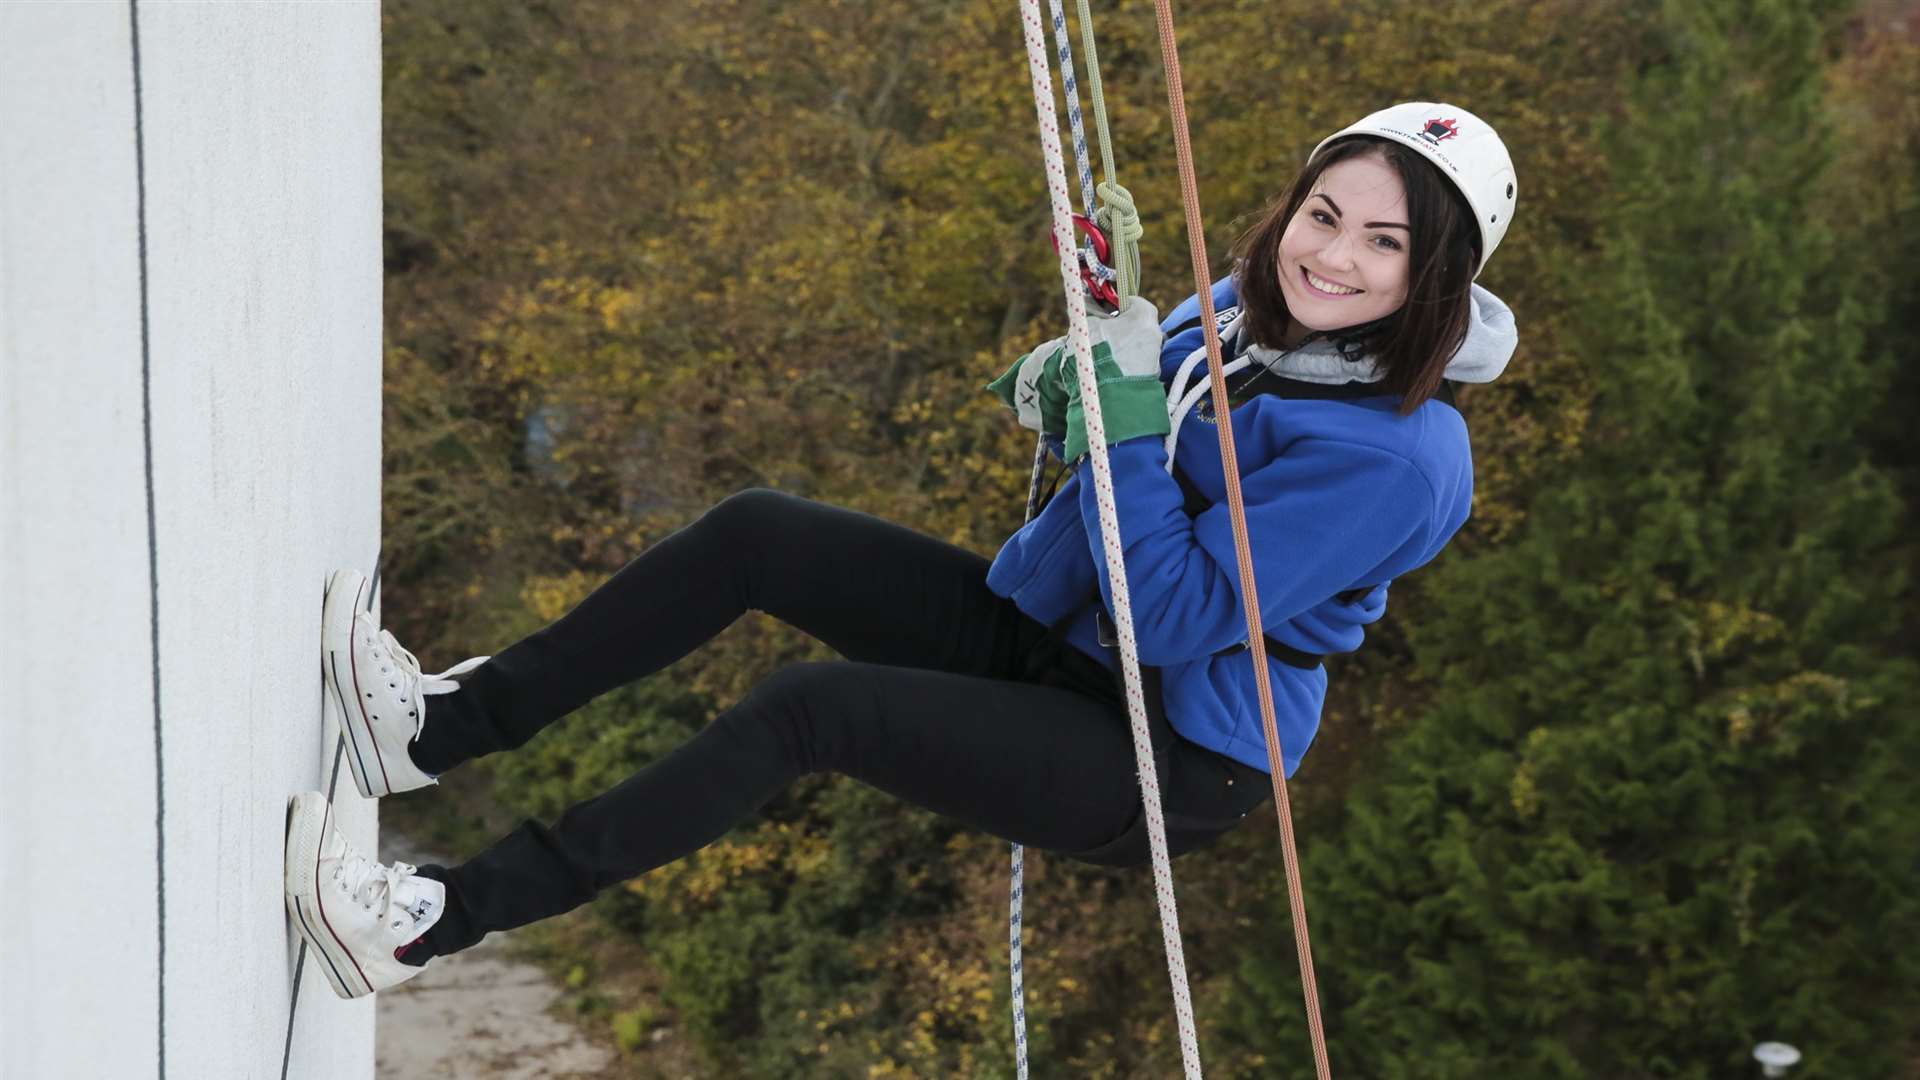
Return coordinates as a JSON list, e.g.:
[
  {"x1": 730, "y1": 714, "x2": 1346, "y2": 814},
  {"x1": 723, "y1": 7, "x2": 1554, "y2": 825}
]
[
  {"x1": 1014, "y1": 0, "x2": 1117, "y2": 1066},
  {"x1": 1008, "y1": 427, "x2": 1051, "y2": 1075},
  {"x1": 1064, "y1": 0, "x2": 1144, "y2": 305},
  {"x1": 1042, "y1": 0, "x2": 1118, "y2": 294},
  {"x1": 1143, "y1": 0, "x2": 1334, "y2": 1072},
  {"x1": 1096, "y1": 178, "x2": 1142, "y2": 306},
  {"x1": 1045, "y1": 0, "x2": 1100, "y2": 223},
  {"x1": 1011, "y1": 0, "x2": 1140, "y2": 1071},
  {"x1": 1014, "y1": 2, "x2": 1207, "y2": 1077},
  {"x1": 1008, "y1": 2, "x2": 1334, "y2": 1077},
  {"x1": 1072, "y1": 0, "x2": 1117, "y2": 193}
]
